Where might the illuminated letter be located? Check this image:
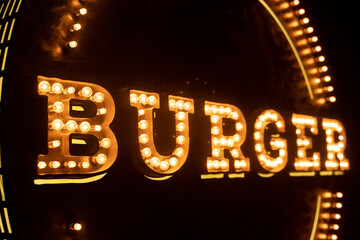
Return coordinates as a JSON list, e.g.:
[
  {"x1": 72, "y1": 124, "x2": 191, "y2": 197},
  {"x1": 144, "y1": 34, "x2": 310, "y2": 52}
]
[
  {"x1": 292, "y1": 114, "x2": 320, "y2": 171},
  {"x1": 254, "y1": 110, "x2": 287, "y2": 172},
  {"x1": 37, "y1": 76, "x2": 118, "y2": 176},
  {"x1": 130, "y1": 90, "x2": 194, "y2": 176},
  {"x1": 322, "y1": 118, "x2": 349, "y2": 170},
  {"x1": 204, "y1": 101, "x2": 249, "y2": 172}
]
